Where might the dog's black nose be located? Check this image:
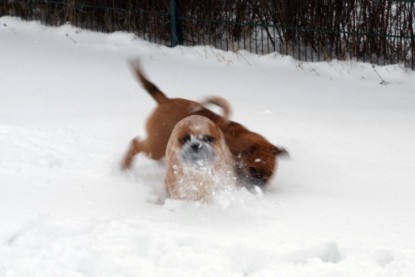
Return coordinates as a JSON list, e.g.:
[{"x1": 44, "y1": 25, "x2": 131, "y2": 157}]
[
  {"x1": 248, "y1": 167, "x2": 268, "y2": 187},
  {"x1": 190, "y1": 142, "x2": 201, "y2": 152}
]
